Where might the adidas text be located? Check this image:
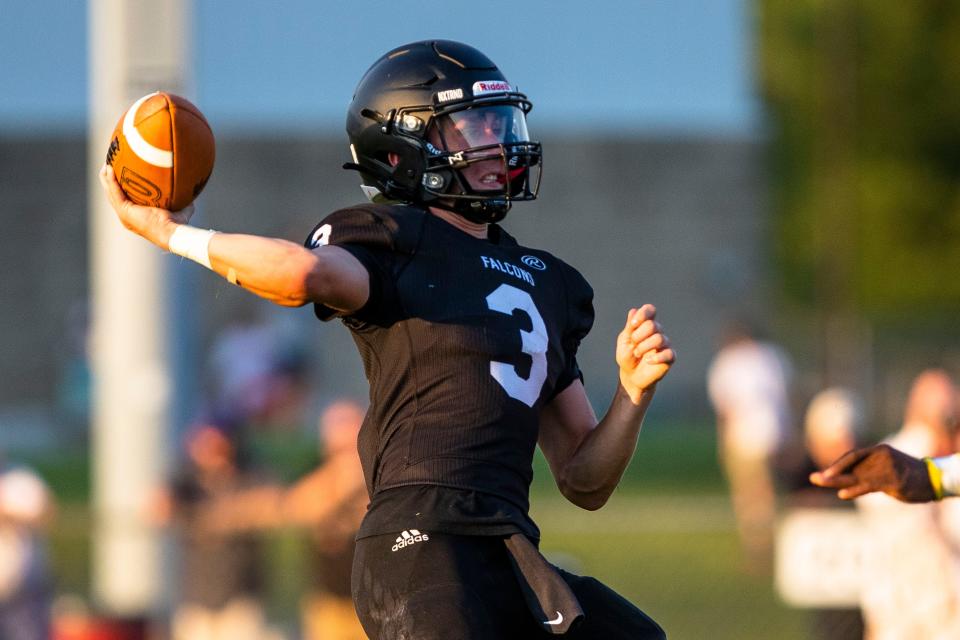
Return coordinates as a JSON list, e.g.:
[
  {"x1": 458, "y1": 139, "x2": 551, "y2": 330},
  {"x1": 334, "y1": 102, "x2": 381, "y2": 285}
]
[{"x1": 391, "y1": 529, "x2": 429, "y2": 552}]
